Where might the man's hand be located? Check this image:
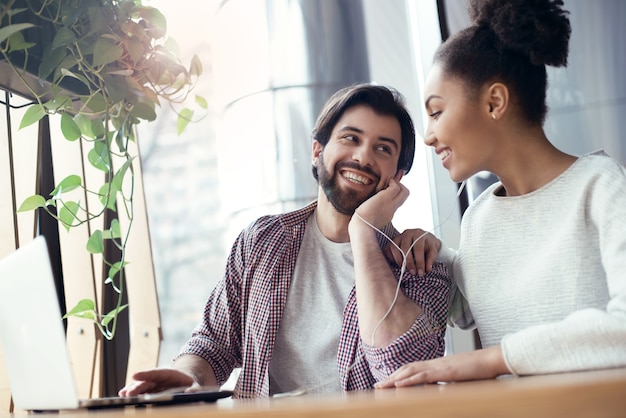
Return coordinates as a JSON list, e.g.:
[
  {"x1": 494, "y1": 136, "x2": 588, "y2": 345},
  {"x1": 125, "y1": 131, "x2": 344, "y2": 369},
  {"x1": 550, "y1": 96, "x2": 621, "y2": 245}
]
[
  {"x1": 383, "y1": 228, "x2": 442, "y2": 277},
  {"x1": 118, "y1": 368, "x2": 197, "y2": 397},
  {"x1": 352, "y1": 173, "x2": 408, "y2": 231},
  {"x1": 374, "y1": 345, "x2": 510, "y2": 388},
  {"x1": 119, "y1": 354, "x2": 217, "y2": 397}
]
